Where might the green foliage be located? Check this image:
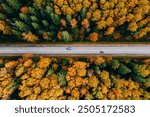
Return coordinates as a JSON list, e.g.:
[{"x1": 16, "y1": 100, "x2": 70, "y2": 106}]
[
  {"x1": 42, "y1": 20, "x2": 49, "y2": 27},
  {"x1": 100, "y1": 62, "x2": 107, "y2": 69},
  {"x1": 1, "y1": 3, "x2": 13, "y2": 14},
  {"x1": 28, "y1": 7, "x2": 39, "y2": 16},
  {"x1": 94, "y1": 65, "x2": 101, "y2": 75},
  {"x1": 48, "y1": 31, "x2": 55, "y2": 37},
  {"x1": 46, "y1": 6, "x2": 53, "y2": 14},
  {"x1": 0, "y1": 13, "x2": 6, "y2": 20},
  {"x1": 30, "y1": 16, "x2": 38, "y2": 22},
  {"x1": 58, "y1": 70, "x2": 67, "y2": 87},
  {"x1": 46, "y1": 67, "x2": 55, "y2": 77},
  {"x1": 49, "y1": 25, "x2": 56, "y2": 31},
  {"x1": 15, "y1": 21, "x2": 29, "y2": 32},
  {"x1": 50, "y1": 13, "x2": 60, "y2": 26},
  {"x1": 40, "y1": 10, "x2": 47, "y2": 18},
  {"x1": 62, "y1": 31, "x2": 72, "y2": 42},
  {"x1": 61, "y1": 59, "x2": 69, "y2": 65},
  {"x1": 132, "y1": 75, "x2": 147, "y2": 83},
  {"x1": 80, "y1": 8, "x2": 87, "y2": 20},
  {"x1": 31, "y1": 57, "x2": 40, "y2": 63},
  {"x1": 118, "y1": 64, "x2": 131, "y2": 75},
  {"x1": 66, "y1": 15, "x2": 72, "y2": 24},
  {"x1": 31, "y1": 23, "x2": 40, "y2": 30},
  {"x1": 6, "y1": 0, "x2": 21, "y2": 10},
  {"x1": 1, "y1": 0, "x2": 149, "y2": 42},
  {"x1": 11, "y1": 29, "x2": 22, "y2": 36},
  {"x1": 31, "y1": 63, "x2": 37, "y2": 68},
  {"x1": 0, "y1": 63, "x2": 4, "y2": 68},
  {"x1": 111, "y1": 60, "x2": 120, "y2": 69},
  {"x1": 19, "y1": 13, "x2": 30, "y2": 22},
  {"x1": 72, "y1": 28, "x2": 79, "y2": 35}
]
